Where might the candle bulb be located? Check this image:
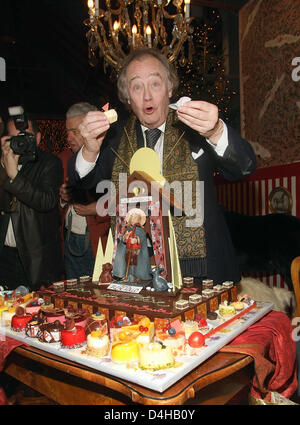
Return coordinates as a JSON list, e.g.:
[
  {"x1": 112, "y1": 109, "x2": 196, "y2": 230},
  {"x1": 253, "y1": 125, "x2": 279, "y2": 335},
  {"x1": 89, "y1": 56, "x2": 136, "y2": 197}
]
[
  {"x1": 184, "y1": 0, "x2": 190, "y2": 19},
  {"x1": 132, "y1": 25, "x2": 137, "y2": 49},
  {"x1": 88, "y1": 0, "x2": 94, "y2": 23},
  {"x1": 113, "y1": 21, "x2": 119, "y2": 42},
  {"x1": 146, "y1": 25, "x2": 152, "y2": 48},
  {"x1": 95, "y1": 0, "x2": 99, "y2": 16}
]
